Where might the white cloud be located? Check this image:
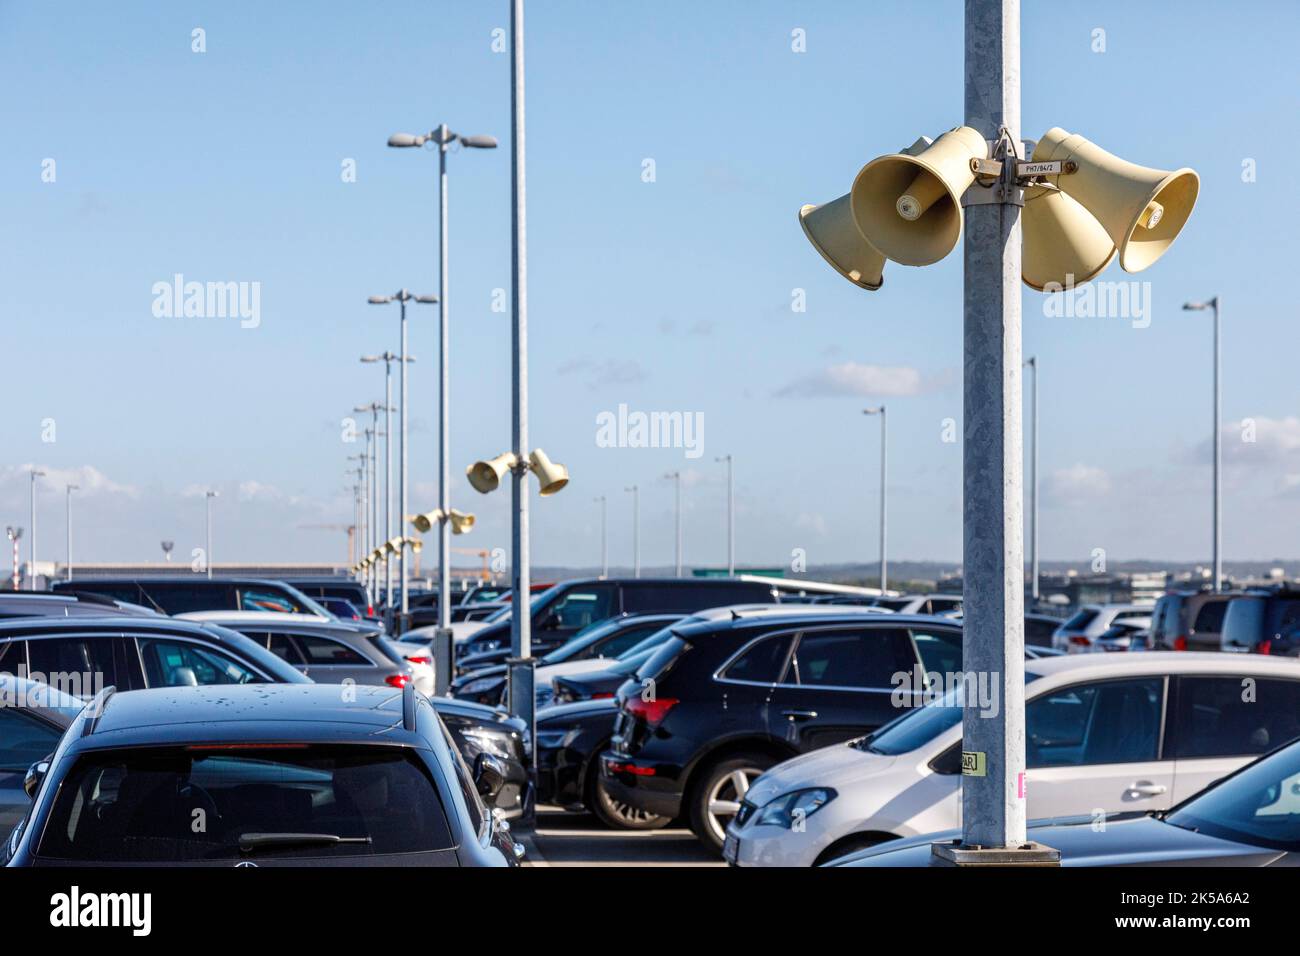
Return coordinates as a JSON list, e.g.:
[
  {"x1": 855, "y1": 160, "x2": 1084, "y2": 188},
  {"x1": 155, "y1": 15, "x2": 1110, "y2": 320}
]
[
  {"x1": 1045, "y1": 464, "x2": 1112, "y2": 504},
  {"x1": 3, "y1": 464, "x2": 138, "y2": 500},
  {"x1": 775, "y1": 362, "x2": 931, "y2": 398}
]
